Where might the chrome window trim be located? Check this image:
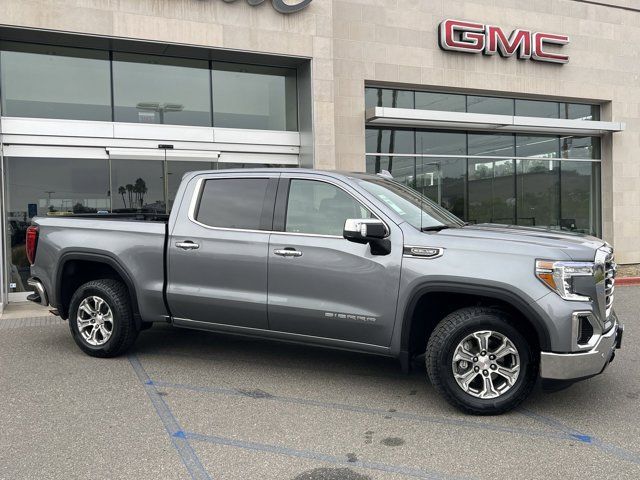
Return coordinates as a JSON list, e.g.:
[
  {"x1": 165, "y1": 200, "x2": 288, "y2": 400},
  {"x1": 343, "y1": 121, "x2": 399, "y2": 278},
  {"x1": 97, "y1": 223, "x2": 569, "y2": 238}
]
[
  {"x1": 186, "y1": 173, "x2": 393, "y2": 238},
  {"x1": 187, "y1": 175, "x2": 276, "y2": 234}
]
